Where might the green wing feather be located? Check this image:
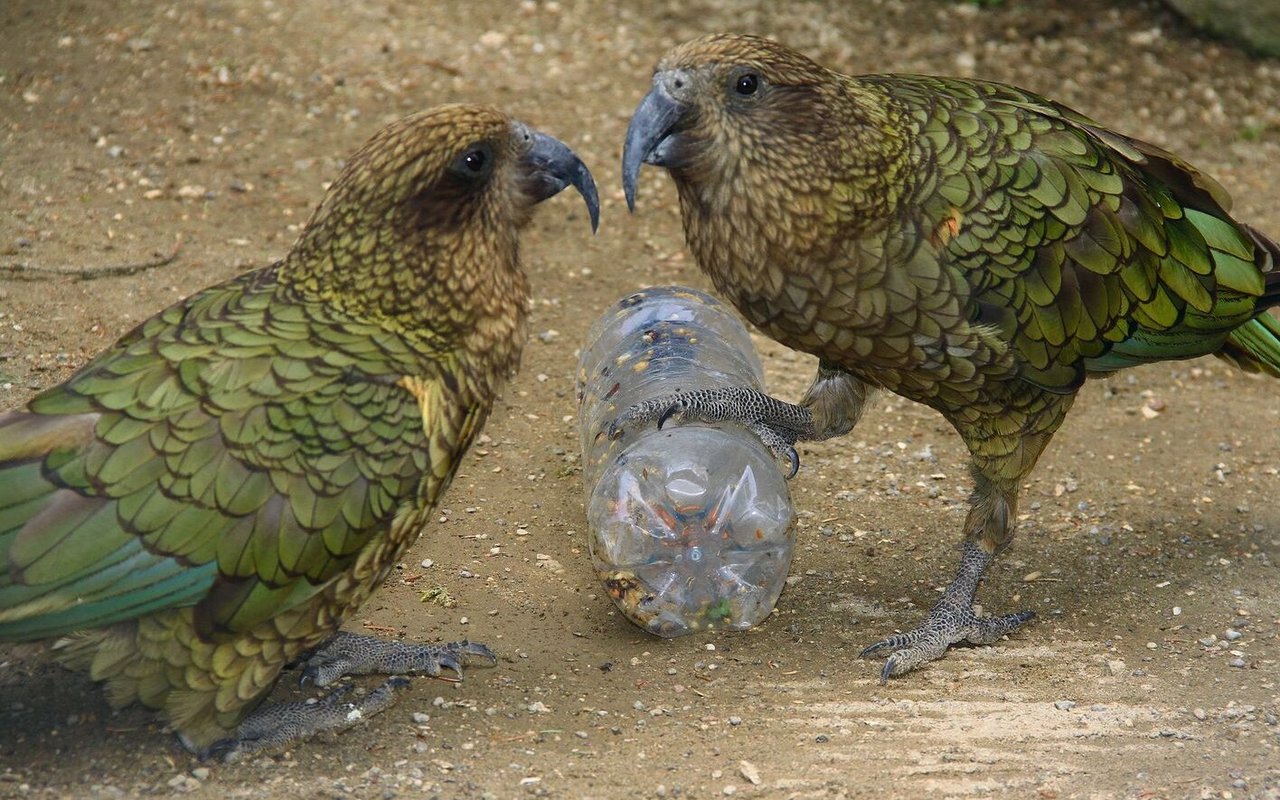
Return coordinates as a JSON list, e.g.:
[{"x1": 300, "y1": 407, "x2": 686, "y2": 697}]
[
  {"x1": 890, "y1": 75, "x2": 1279, "y2": 389},
  {"x1": 0, "y1": 266, "x2": 451, "y2": 642}
]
